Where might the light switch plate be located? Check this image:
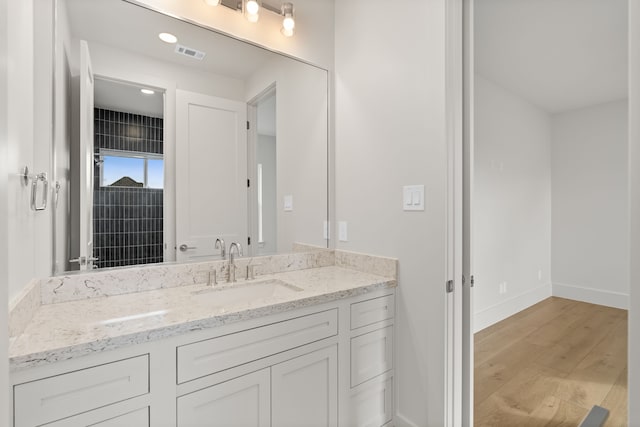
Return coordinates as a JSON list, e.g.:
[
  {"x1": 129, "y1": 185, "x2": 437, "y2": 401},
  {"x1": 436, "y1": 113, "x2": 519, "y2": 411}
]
[
  {"x1": 284, "y1": 195, "x2": 293, "y2": 211},
  {"x1": 403, "y1": 185, "x2": 425, "y2": 211},
  {"x1": 338, "y1": 221, "x2": 348, "y2": 242}
]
